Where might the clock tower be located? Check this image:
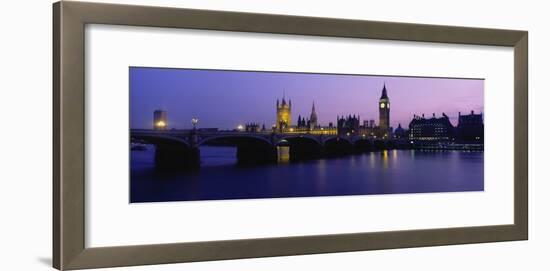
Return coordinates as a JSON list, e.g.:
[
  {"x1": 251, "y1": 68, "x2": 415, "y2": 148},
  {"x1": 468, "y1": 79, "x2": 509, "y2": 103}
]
[{"x1": 378, "y1": 83, "x2": 390, "y2": 135}]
